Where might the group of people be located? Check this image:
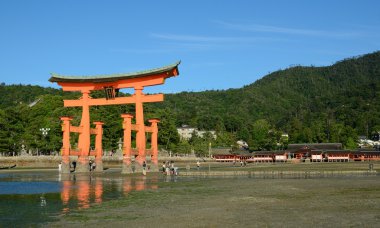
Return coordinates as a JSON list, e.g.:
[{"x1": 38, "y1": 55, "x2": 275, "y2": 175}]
[
  {"x1": 240, "y1": 160, "x2": 247, "y2": 167},
  {"x1": 57, "y1": 161, "x2": 76, "y2": 172},
  {"x1": 58, "y1": 160, "x2": 97, "y2": 173},
  {"x1": 162, "y1": 161, "x2": 178, "y2": 175},
  {"x1": 232, "y1": 159, "x2": 247, "y2": 167}
]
